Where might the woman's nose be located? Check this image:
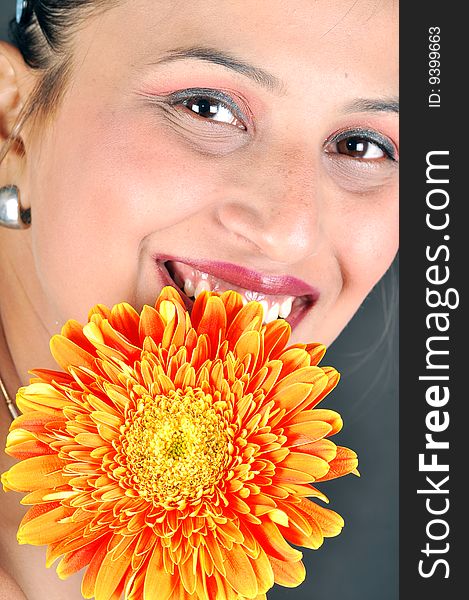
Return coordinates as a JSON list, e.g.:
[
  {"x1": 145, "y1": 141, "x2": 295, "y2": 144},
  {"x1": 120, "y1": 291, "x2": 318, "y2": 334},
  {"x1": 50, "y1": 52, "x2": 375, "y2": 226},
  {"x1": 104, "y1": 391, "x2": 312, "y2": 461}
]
[{"x1": 216, "y1": 149, "x2": 322, "y2": 265}]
